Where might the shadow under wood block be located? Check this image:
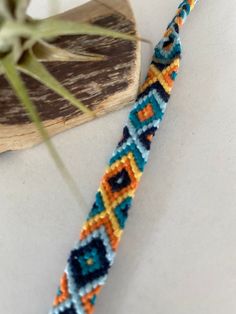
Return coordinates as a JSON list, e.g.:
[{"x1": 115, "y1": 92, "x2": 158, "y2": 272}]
[{"x1": 0, "y1": 0, "x2": 141, "y2": 153}]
